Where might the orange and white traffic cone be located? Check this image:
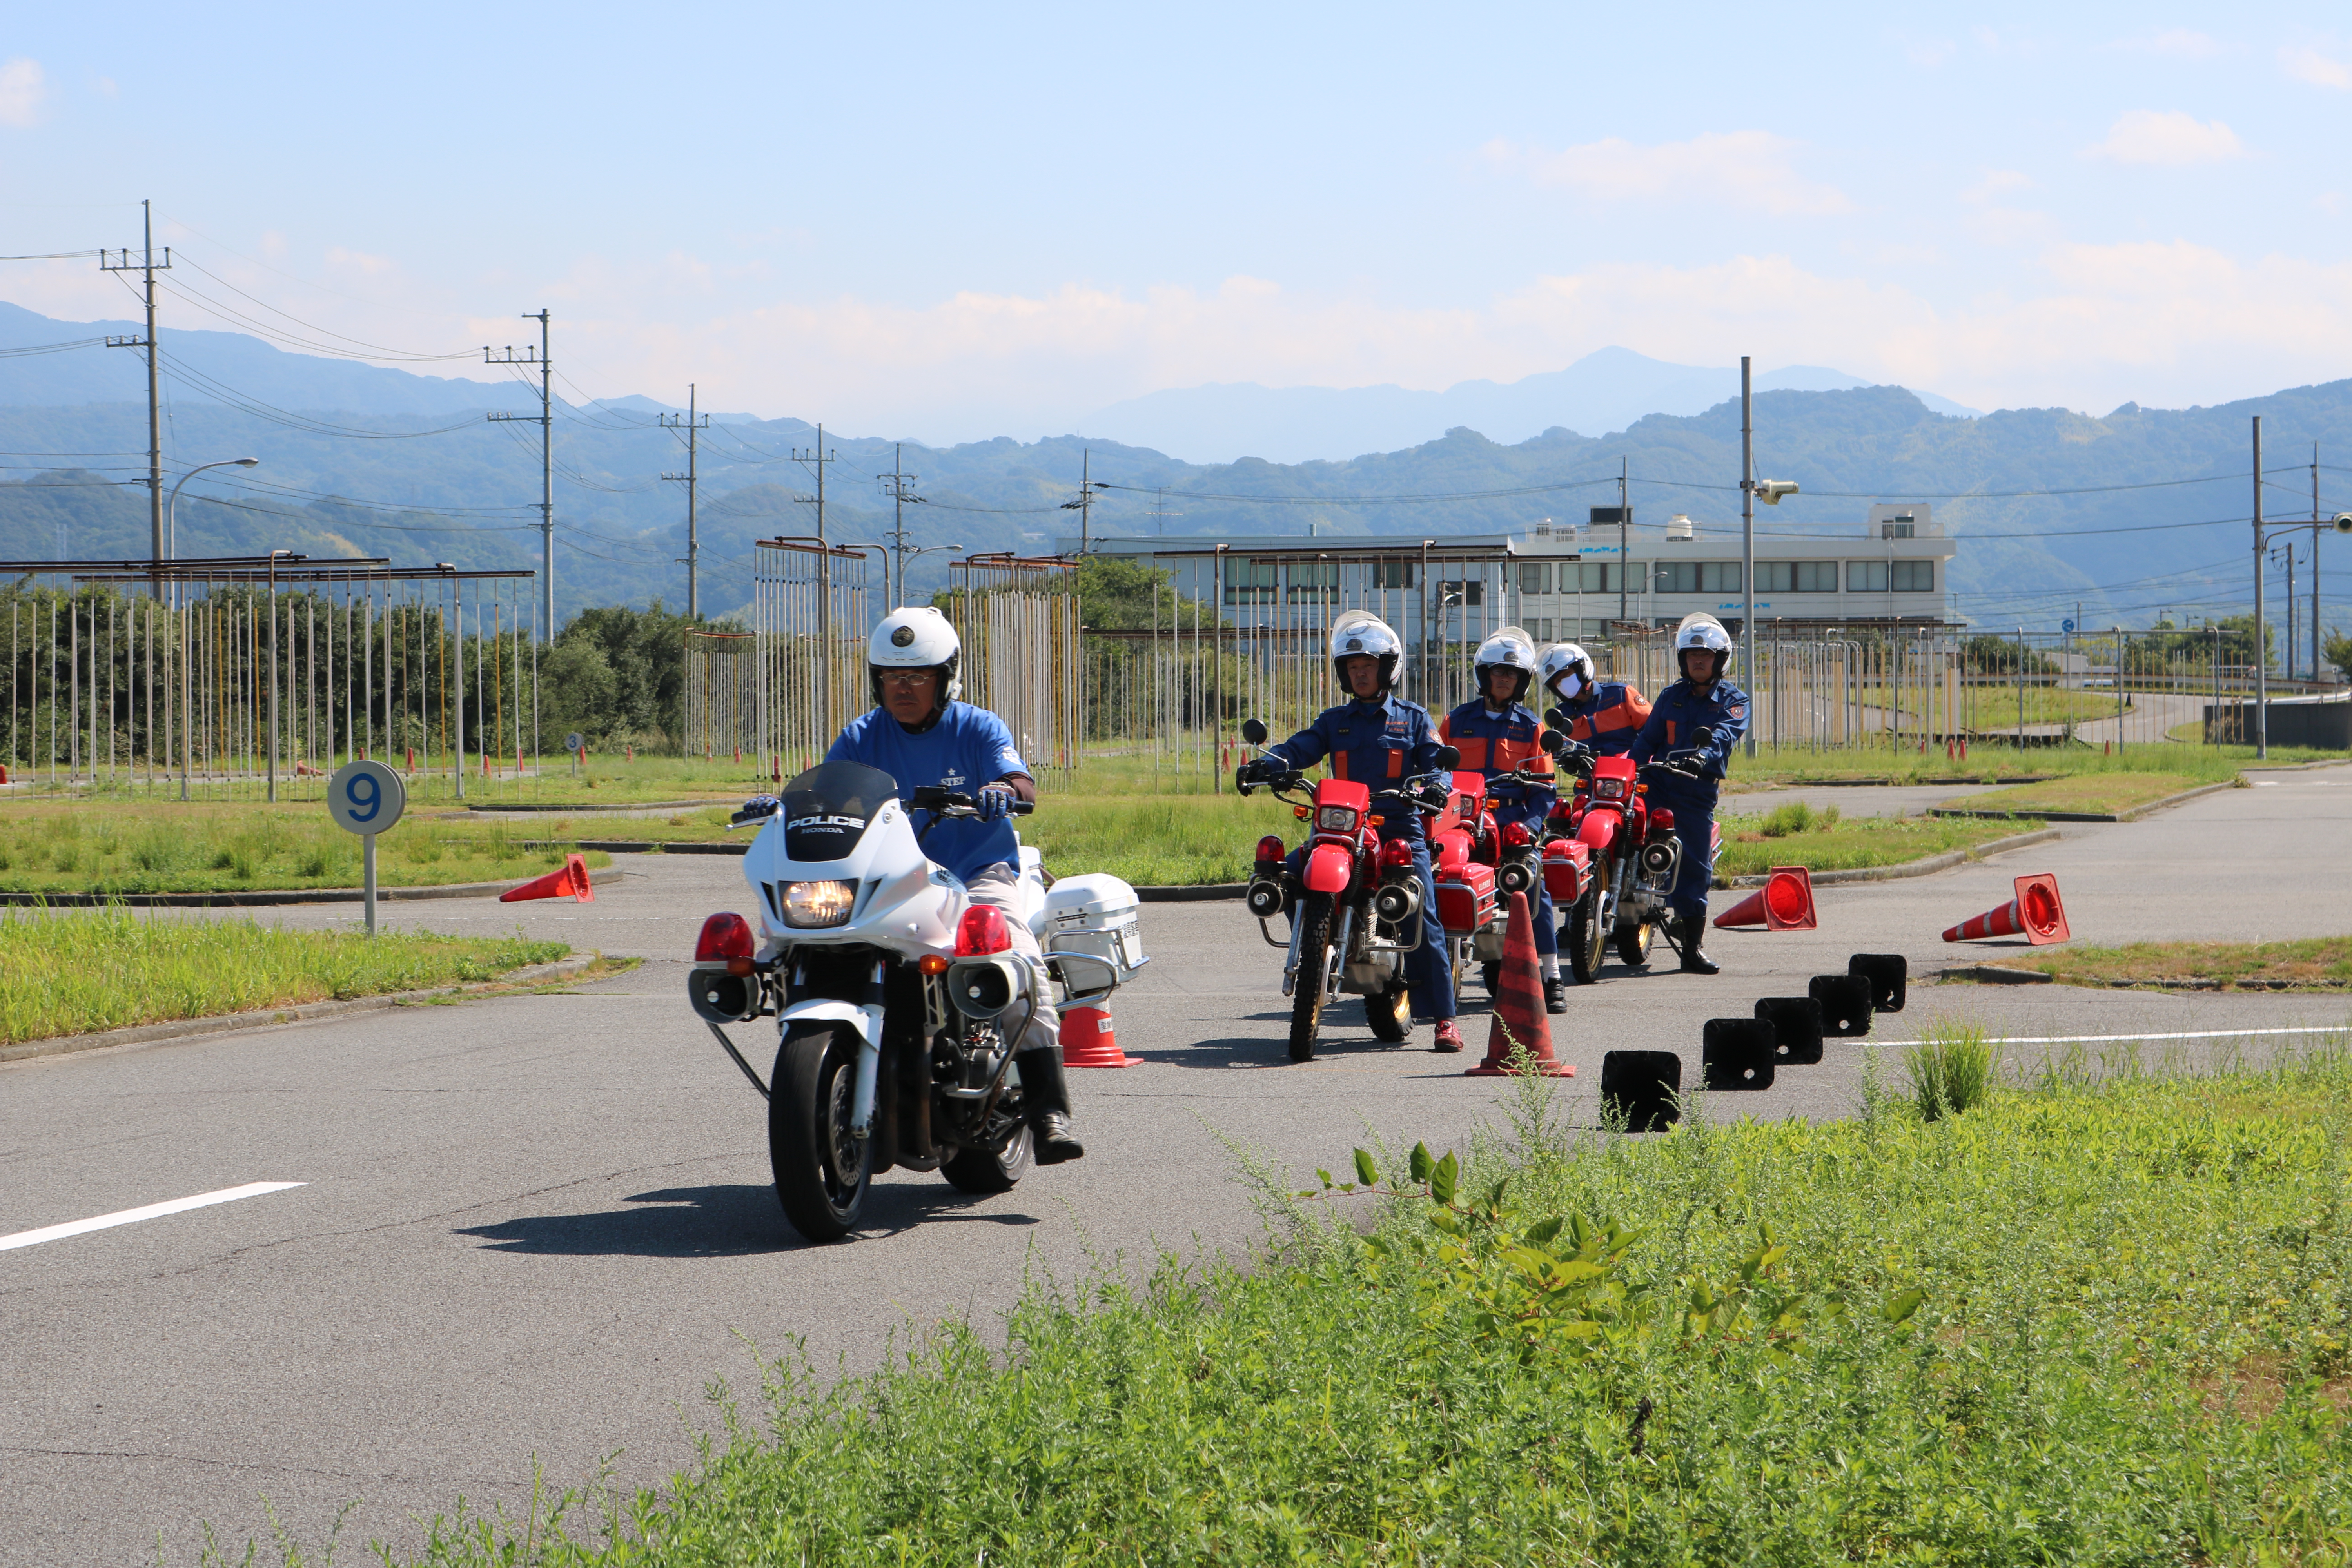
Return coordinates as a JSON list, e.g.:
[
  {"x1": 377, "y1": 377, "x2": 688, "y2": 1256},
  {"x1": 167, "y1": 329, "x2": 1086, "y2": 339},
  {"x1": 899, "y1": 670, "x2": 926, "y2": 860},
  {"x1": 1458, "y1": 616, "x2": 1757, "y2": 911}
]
[
  {"x1": 499, "y1": 852, "x2": 597, "y2": 904},
  {"x1": 1466, "y1": 890, "x2": 1573, "y2": 1077},
  {"x1": 1060, "y1": 1004, "x2": 1142, "y2": 1068},
  {"x1": 1712, "y1": 866, "x2": 1817, "y2": 931},
  {"x1": 1942, "y1": 873, "x2": 2068, "y2": 944}
]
